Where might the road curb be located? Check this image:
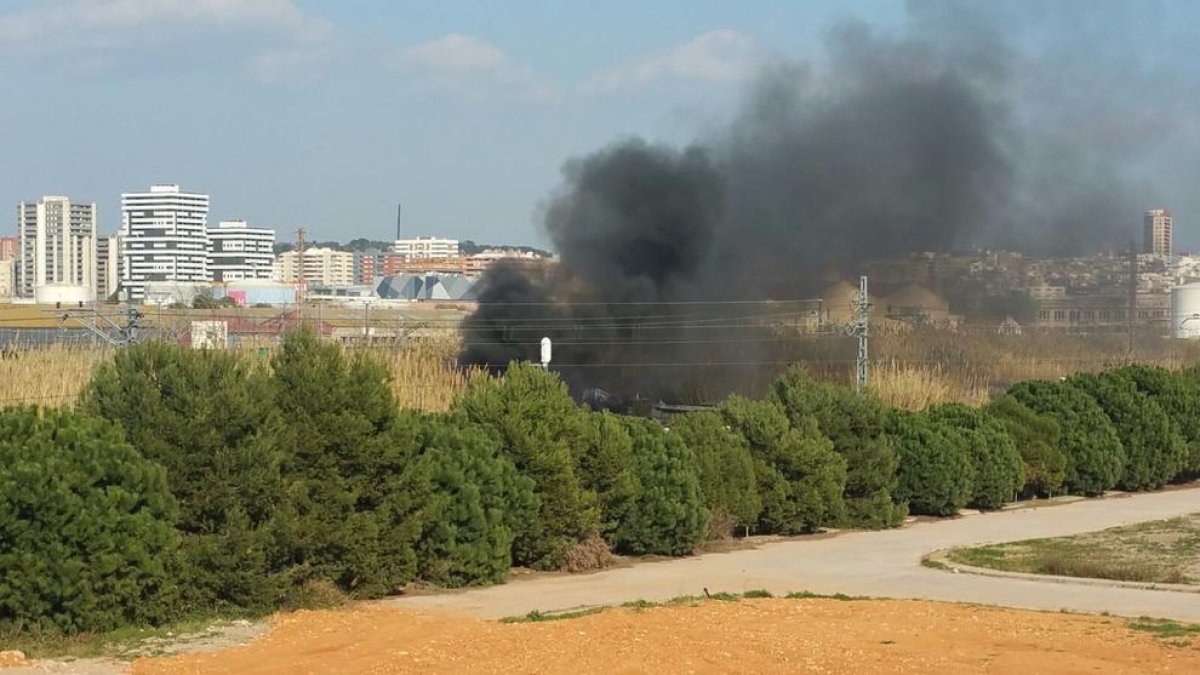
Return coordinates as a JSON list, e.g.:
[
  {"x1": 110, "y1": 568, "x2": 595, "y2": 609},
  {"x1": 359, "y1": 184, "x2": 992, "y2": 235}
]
[{"x1": 923, "y1": 549, "x2": 1200, "y2": 594}]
